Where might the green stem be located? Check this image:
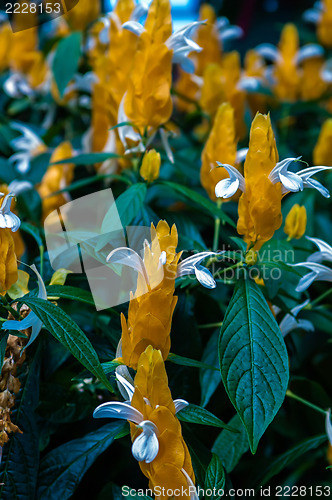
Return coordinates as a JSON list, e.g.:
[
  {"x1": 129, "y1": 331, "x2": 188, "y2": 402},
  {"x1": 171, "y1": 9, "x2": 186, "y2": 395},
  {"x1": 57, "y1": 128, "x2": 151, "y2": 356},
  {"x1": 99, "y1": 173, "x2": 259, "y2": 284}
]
[
  {"x1": 286, "y1": 390, "x2": 327, "y2": 416},
  {"x1": 39, "y1": 245, "x2": 44, "y2": 280},
  {"x1": 213, "y1": 217, "x2": 221, "y2": 252},
  {"x1": 0, "y1": 296, "x2": 23, "y2": 321},
  {"x1": 308, "y1": 288, "x2": 332, "y2": 309},
  {"x1": 198, "y1": 322, "x2": 223, "y2": 329}
]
